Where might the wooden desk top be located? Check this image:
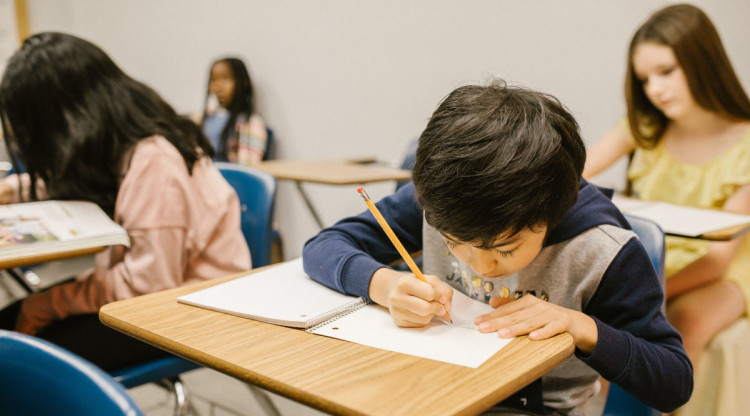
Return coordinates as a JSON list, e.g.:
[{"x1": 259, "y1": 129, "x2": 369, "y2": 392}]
[
  {"x1": 255, "y1": 159, "x2": 411, "y2": 185},
  {"x1": 0, "y1": 246, "x2": 104, "y2": 269},
  {"x1": 697, "y1": 223, "x2": 750, "y2": 241},
  {"x1": 100, "y1": 269, "x2": 575, "y2": 416}
]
